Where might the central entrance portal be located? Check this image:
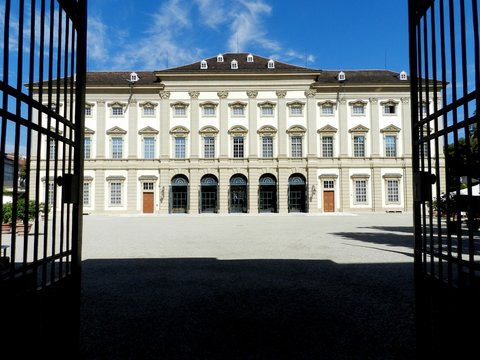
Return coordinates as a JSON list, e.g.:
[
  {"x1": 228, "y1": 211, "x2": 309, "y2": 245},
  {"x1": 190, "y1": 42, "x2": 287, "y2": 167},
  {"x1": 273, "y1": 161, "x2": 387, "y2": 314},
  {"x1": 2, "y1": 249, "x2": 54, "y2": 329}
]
[
  {"x1": 259, "y1": 174, "x2": 277, "y2": 213},
  {"x1": 288, "y1": 174, "x2": 307, "y2": 213},
  {"x1": 200, "y1": 175, "x2": 218, "y2": 213},
  {"x1": 170, "y1": 175, "x2": 189, "y2": 213}
]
